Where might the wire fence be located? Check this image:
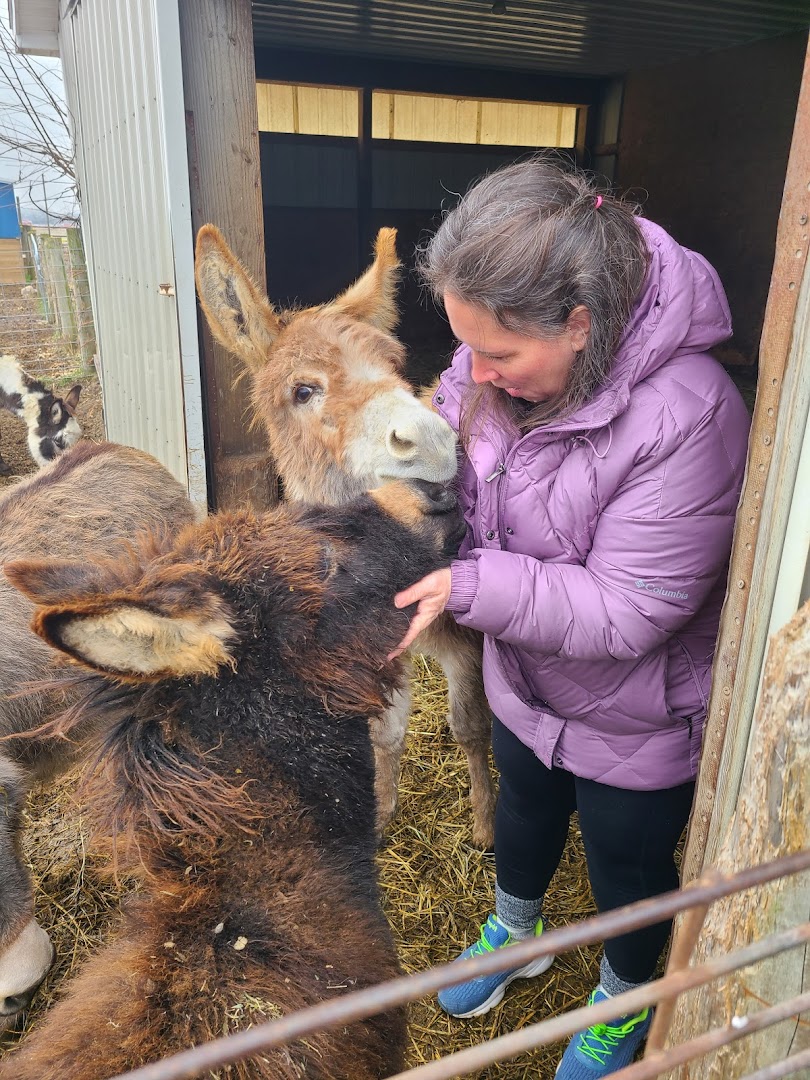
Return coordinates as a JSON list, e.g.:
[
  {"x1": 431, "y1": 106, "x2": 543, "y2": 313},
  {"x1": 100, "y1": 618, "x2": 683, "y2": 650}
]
[
  {"x1": 104, "y1": 848, "x2": 810, "y2": 1080},
  {"x1": 0, "y1": 224, "x2": 96, "y2": 387}
]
